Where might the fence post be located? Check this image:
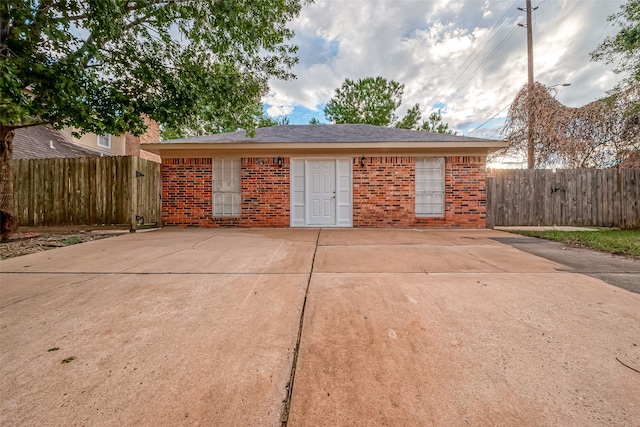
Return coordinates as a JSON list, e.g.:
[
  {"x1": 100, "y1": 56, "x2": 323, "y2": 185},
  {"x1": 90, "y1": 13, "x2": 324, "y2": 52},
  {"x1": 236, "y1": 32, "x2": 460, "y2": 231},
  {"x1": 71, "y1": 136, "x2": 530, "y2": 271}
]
[
  {"x1": 129, "y1": 156, "x2": 138, "y2": 232},
  {"x1": 157, "y1": 160, "x2": 163, "y2": 228},
  {"x1": 486, "y1": 176, "x2": 494, "y2": 228}
]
